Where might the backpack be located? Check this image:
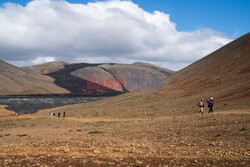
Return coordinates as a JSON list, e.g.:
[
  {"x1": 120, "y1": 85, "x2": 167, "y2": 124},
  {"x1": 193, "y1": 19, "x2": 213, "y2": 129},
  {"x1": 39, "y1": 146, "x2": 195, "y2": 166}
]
[{"x1": 198, "y1": 101, "x2": 203, "y2": 107}]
